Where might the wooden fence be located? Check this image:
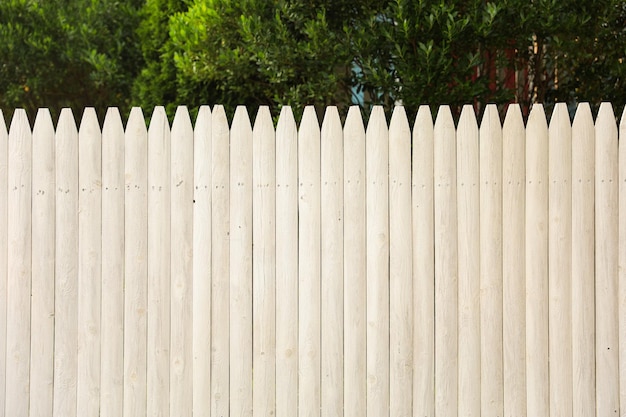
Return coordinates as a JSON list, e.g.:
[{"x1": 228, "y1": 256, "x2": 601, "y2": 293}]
[{"x1": 0, "y1": 102, "x2": 623, "y2": 417}]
